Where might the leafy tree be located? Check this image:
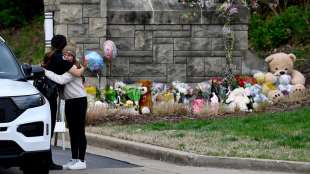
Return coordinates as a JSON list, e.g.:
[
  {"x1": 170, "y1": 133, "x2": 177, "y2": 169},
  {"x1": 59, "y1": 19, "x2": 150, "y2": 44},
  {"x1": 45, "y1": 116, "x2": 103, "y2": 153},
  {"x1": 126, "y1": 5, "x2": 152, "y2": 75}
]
[{"x1": 0, "y1": 0, "x2": 43, "y2": 29}]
